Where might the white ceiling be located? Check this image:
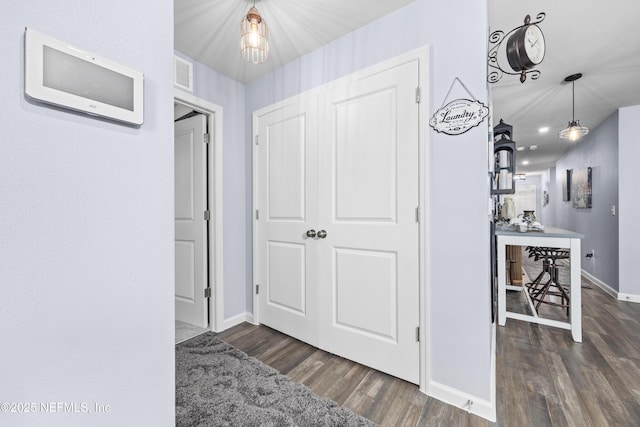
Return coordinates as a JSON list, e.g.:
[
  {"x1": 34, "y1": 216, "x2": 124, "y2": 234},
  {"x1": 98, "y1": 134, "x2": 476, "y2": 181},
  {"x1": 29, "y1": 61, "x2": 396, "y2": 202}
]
[
  {"x1": 175, "y1": 0, "x2": 415, "y2": 84},
  {"x1": 175, "y1": 0, "x2": 640, "y2": 175}
]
